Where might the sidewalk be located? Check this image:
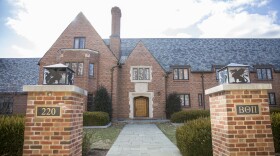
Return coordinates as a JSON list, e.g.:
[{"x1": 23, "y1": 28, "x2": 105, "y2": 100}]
[{"x1": 106, "y1": 123, "x2": 181, "y2": 156}]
